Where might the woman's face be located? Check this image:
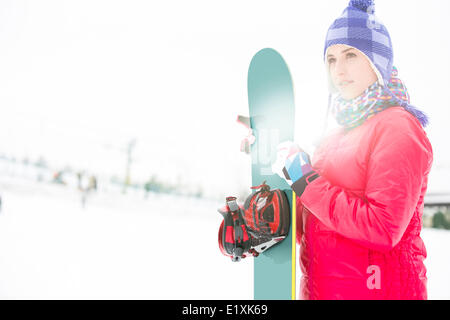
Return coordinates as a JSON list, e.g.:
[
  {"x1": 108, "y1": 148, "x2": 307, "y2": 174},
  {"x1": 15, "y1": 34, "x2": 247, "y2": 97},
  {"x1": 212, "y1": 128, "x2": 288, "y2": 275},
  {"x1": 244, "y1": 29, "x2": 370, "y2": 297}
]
[{"x1": 326, "y1": 44, "x2": 378, "y2": 100}]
